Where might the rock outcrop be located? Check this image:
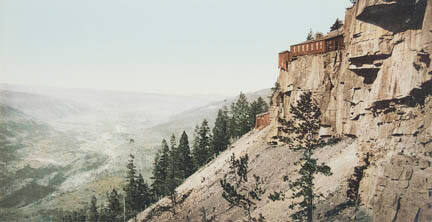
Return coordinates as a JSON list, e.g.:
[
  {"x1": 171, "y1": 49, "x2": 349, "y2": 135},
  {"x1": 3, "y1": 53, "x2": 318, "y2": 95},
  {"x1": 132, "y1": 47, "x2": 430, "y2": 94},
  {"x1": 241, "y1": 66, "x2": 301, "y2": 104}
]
[
  {"x1": 270, "y1": 0, "x2": 432, "y2": 220},
  {"x1": 134, "y1": 1, "x2": 432, "y2": 221}
]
